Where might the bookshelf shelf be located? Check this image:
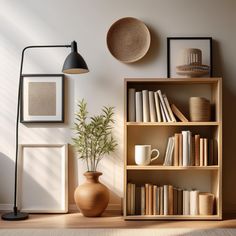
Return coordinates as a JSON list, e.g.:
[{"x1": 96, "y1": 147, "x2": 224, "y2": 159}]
[
  {"x1": 126, "y1": 122, "x2": 220, "y2": 126},
  {"x1": 124, "y1": 78, "x2": 222, "y2": 220},
  {"x1": 124, "y1": 215, "x2": 221, "y2": 220},
  {"x1": 126, "y1": 165, "x2": 219, "y2": 170}
]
